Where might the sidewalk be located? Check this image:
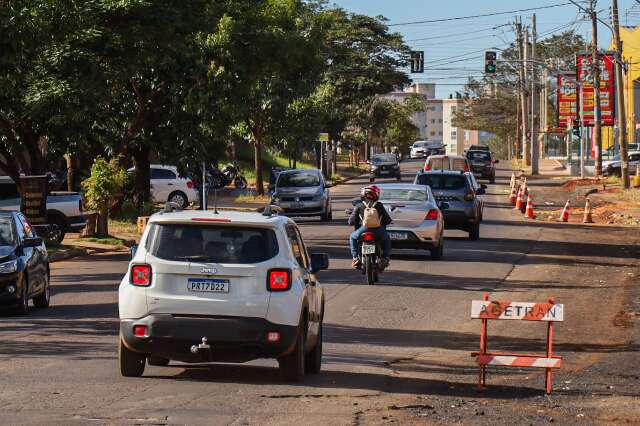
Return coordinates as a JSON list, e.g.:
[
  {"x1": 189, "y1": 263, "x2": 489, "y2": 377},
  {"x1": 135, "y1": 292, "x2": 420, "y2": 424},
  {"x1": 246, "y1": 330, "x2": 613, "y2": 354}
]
[{"x1": 518, "y1": 158, "x2": 570, "y2": 177}]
